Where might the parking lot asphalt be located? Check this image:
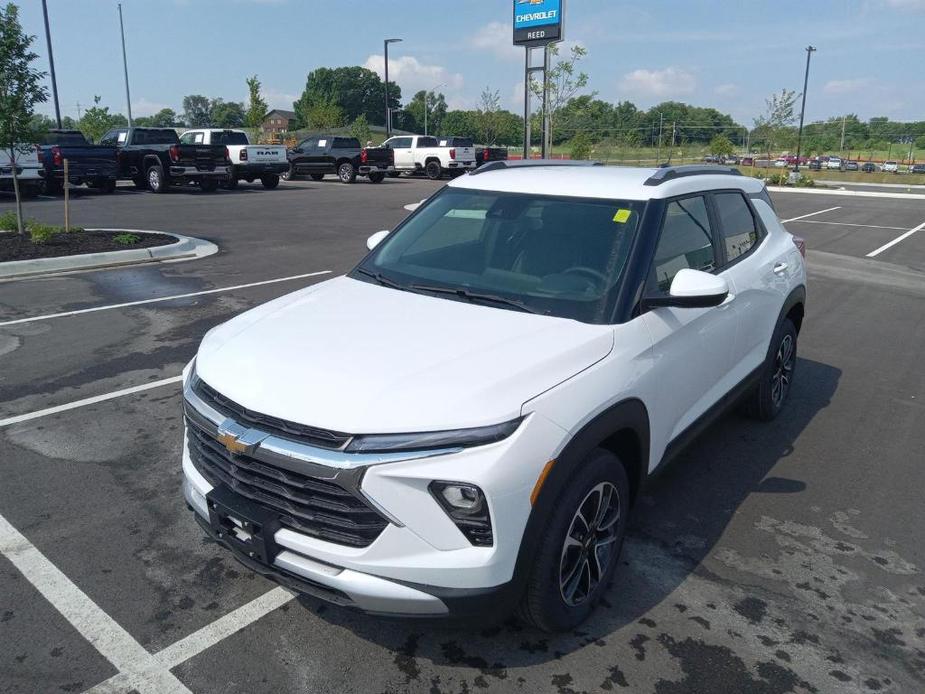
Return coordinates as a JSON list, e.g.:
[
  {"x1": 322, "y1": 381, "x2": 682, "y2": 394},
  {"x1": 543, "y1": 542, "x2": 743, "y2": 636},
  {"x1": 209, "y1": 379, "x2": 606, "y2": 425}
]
[{"x1": 1, "y1": 179, "x2": 924, "y2": 694}]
